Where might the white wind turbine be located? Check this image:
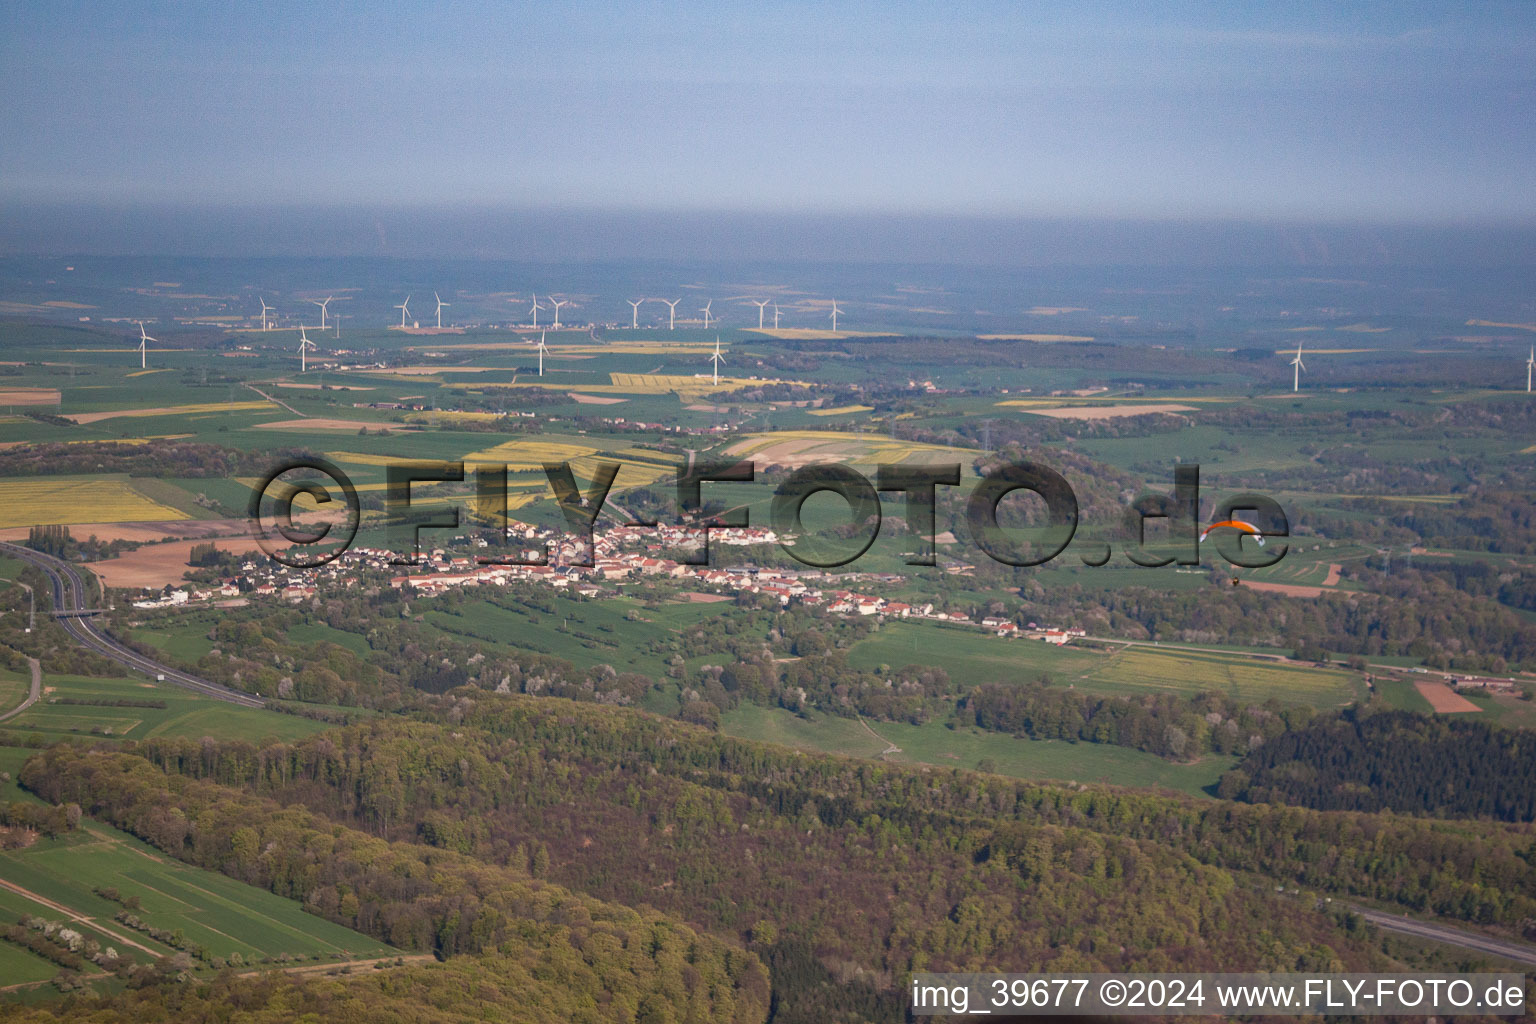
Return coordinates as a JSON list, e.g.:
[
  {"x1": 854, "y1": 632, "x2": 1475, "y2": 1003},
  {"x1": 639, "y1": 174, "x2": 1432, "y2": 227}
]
[
  {"x1": 135, "y1": 322, "x2": 155, "y2": 369},
  {"x1": 628, "y1": 299, "x2": 644, "y2": 328},
  {"x1": 1527, "y1": 346, "x2": 1534, "y2": 393},
  {"x1": 709, "y1": 336, "x2": 726, "y2": 385},
  {"x1": 548, "y1": 296, "x2": 567, "y2": 329},
  {"x1": 310, "y1": 295, "x2": 332, "y2": 329},
  {"x1": 1291, "y1": 340, "x2": 1306, "y2": 392},
  {"x1": 433, "y1": 291, "x2": 449, "y2": 329},
  {"x1": 661, "y1": 298, "x2": 680, "y2": 330},
  {"x1": 828, "y1": 300, "x2": 843, "y2": 332},
  {"x1": 751, "y1": 299, "x2": 769, "y2": 329},
  {"x1": 537, "y1": 332, "x2": 550, "y2": 376},
  {"x1": 396, "y1": 295, "x2": 411, "y2": 329},
  {"x1": 772, "y1": 304, "x2": 782, "y2": 329},
  {"x1": 699, "y1": 299, "x2": 714, "y2": 328},
  {"x1": 298, "y1": 326, "x2": 317, "y2": 373},
  {"x1": 258, "y1": 297, "x2": 272, "y2": 331},
  {"x1": 529, "y1": 295, "x2": 545, "y2": 328}
]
